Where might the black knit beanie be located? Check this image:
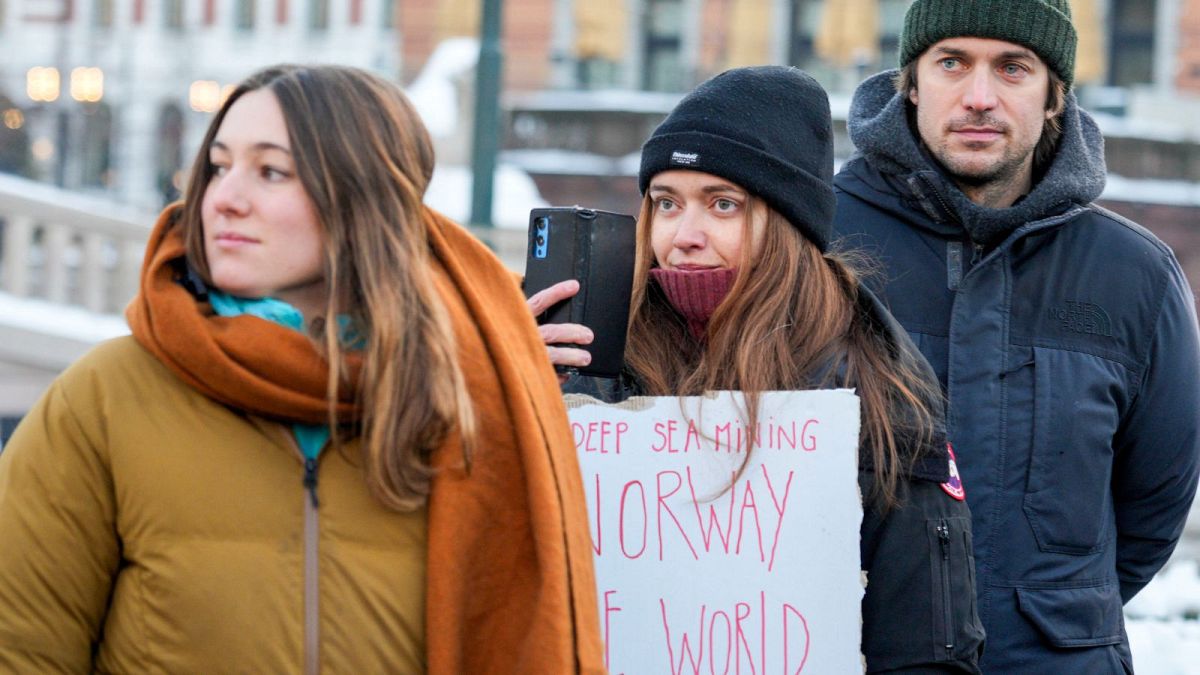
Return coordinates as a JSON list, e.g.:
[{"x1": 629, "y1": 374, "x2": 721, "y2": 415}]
[
  {"x1": 638, "y1": 66, "x2": 835, "y2": 252},
  {"x1": 900, "y1": 0, "x2": 1077, "y2": 88}
]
